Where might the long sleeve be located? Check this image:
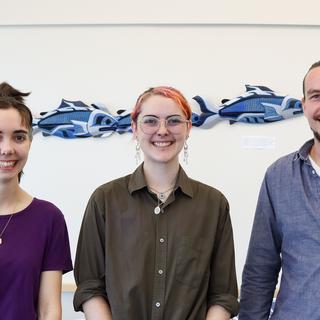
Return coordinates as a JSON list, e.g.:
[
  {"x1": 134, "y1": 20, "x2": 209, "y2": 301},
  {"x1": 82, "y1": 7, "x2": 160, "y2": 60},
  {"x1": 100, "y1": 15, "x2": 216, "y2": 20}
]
[
  {"x1": 207, "y1": 196, "x2": 239, "y2": 317},
  {"x1": 73, "y1": 189, "x2": 108, "y2": 311},
  {"x1": 239, "y1": 174, "x2": 282, "y2": 320}
]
